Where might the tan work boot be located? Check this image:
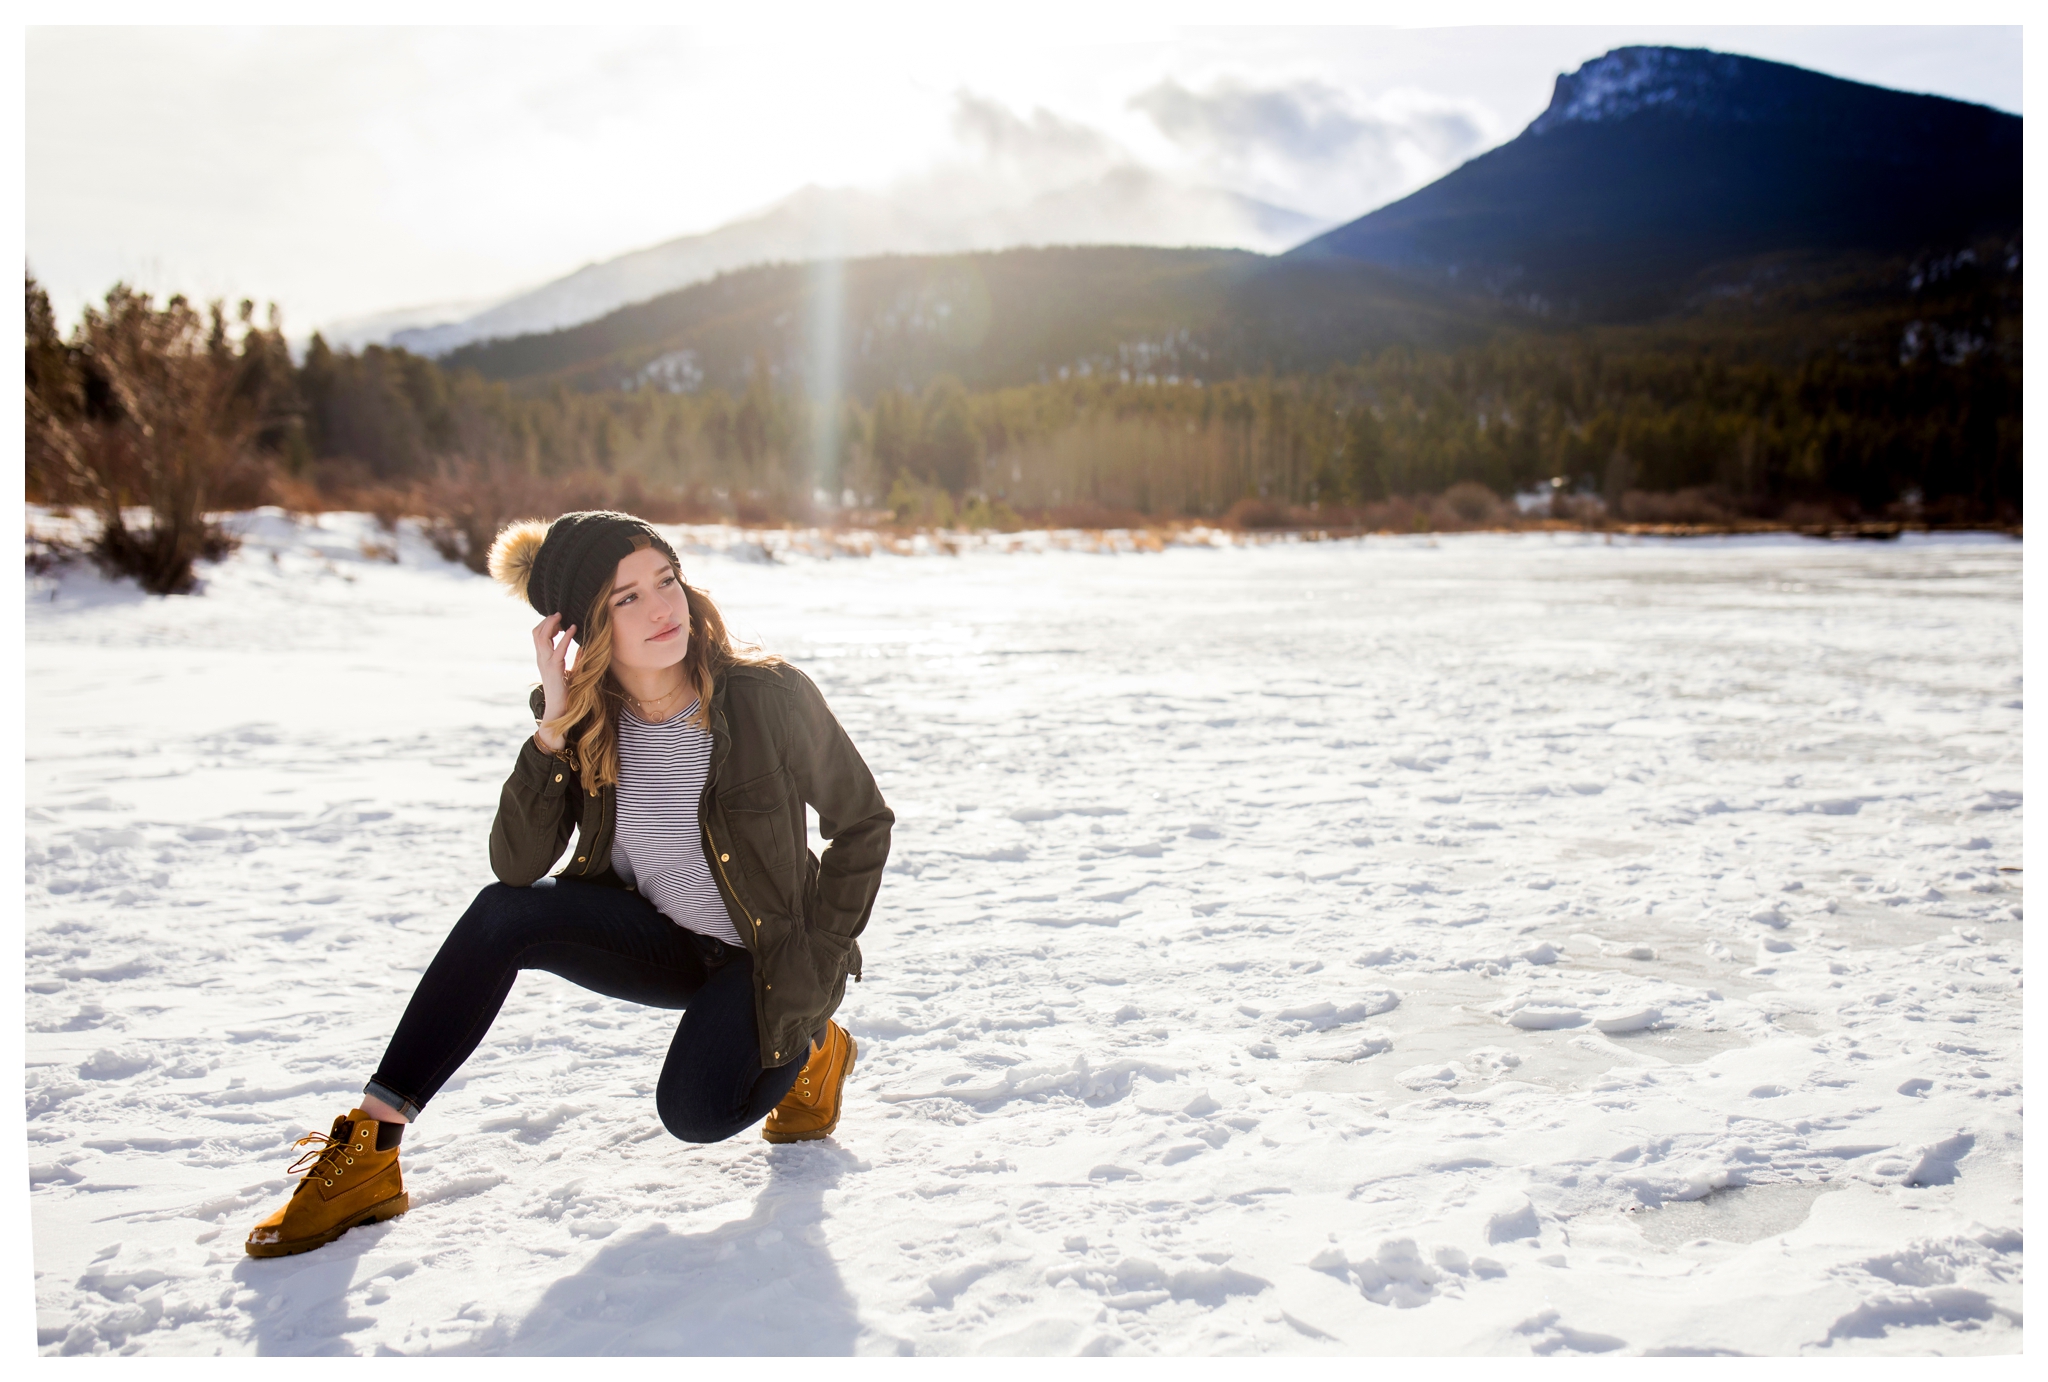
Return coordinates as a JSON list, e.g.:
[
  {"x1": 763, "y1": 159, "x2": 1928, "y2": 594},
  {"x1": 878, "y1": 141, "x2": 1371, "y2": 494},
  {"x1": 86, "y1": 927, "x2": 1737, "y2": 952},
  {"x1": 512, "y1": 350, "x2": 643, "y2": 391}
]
[
  {"x1": 763, "y1": 1021, "x2": 858, "y2": 1143},
  {"x1": 245, "y1": 1109, "x2": 408, "y2": 1257}
]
